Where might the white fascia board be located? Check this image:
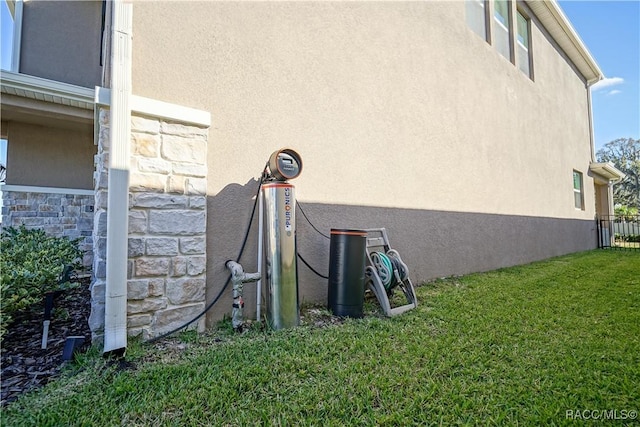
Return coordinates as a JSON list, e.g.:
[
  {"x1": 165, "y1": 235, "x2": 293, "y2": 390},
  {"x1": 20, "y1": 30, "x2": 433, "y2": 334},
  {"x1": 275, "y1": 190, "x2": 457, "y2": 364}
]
[
  {"x1": 547, "y1": 1, "x2": 602, "y2": 84},
  {"x1": 530, "y1": 1, "x2": 603, "y2": 85},
  {"x1": 0, "y1": 70, "x2": 95, "y2": 108},
  {"x1": 95, "y1": 87, "x2": 211, "y2": 127}
]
